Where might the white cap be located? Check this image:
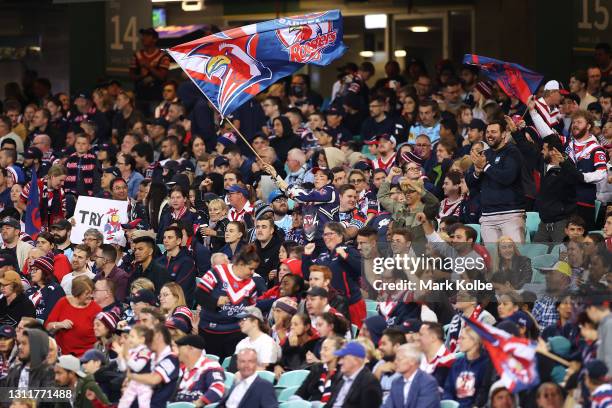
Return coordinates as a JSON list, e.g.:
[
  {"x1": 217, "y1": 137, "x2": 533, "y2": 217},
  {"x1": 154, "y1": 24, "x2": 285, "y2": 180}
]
[{"x1": 543, "y1": 80, "x2": 568, "y2": 94}]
